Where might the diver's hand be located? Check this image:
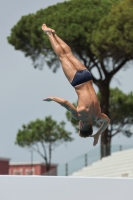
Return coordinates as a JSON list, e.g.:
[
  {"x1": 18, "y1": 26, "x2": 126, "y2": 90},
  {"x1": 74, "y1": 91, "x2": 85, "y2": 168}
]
[
  {"x1": 91, "y1": 133, "x2": 100, "y2": 146},
  {"x1": 42, "y1": 96, "x2": 54, "y2": 102}
]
